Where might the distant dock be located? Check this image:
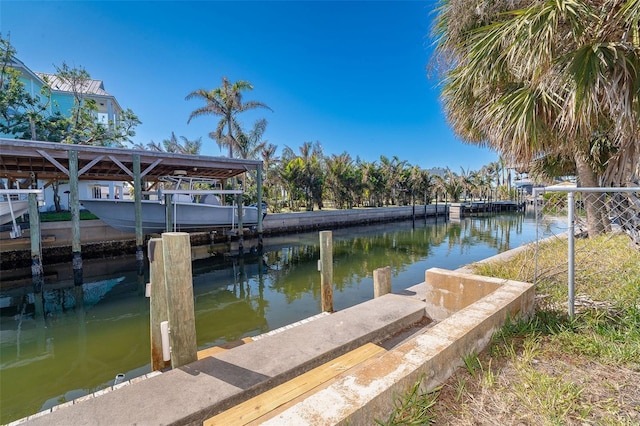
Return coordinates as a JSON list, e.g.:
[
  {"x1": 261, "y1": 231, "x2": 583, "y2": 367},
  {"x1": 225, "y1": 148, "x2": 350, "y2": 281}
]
[{"x1": 449, "y1": 201, "x2": 525, "y2": 219}]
